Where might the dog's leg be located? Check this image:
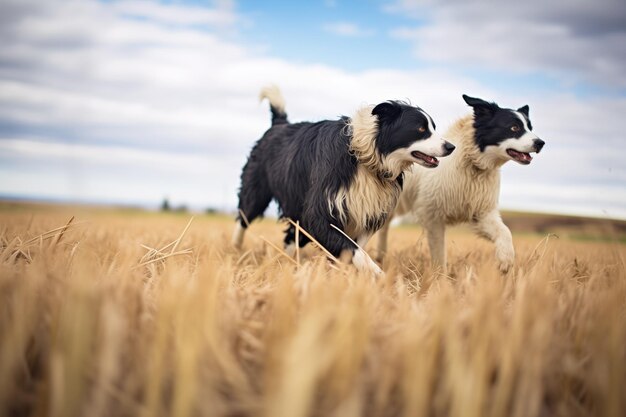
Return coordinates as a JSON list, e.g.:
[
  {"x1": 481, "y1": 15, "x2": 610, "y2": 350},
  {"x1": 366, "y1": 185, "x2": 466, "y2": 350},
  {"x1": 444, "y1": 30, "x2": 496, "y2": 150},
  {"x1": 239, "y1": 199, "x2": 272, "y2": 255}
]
[
  {"x1": 232, "y1": 222, "x2": 245, "y2": 249},
  {"x1": 234, "y1": 160, "x2": 272, "y2": 249},
  {"x1": 376, "y1": 219, "x2": 391, "y2": 263},
  {"x1": 301, "y1": 186, "x2": 383, "y2": 276},
  {"x1": 302, "y1": 209, "x2": 382, "y2": 276},
  {"x1": 473, "y1": 210, "x2": 514, "y2": 273},
  {"x1": 283, "y1": 223, "x2": 310, "y2": 257},
  {"x1": 337, "y1": 234, "x2": 382, "y2": 276},
  {"x1": 283, "y1": 224, "x2": 296, "y2": 257},
  {"x1": 350, "y1": 234, "x2": 382, "y2": 276},
  {"x1": 426, "y1": 222, "x2": 447, "y2": 273},
  {"x1": 339, "y1": 248, "x2": 354, "y2": 263},
  {"x1": 352, "y1": 249, "x2": 383, "y2": 276}
]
